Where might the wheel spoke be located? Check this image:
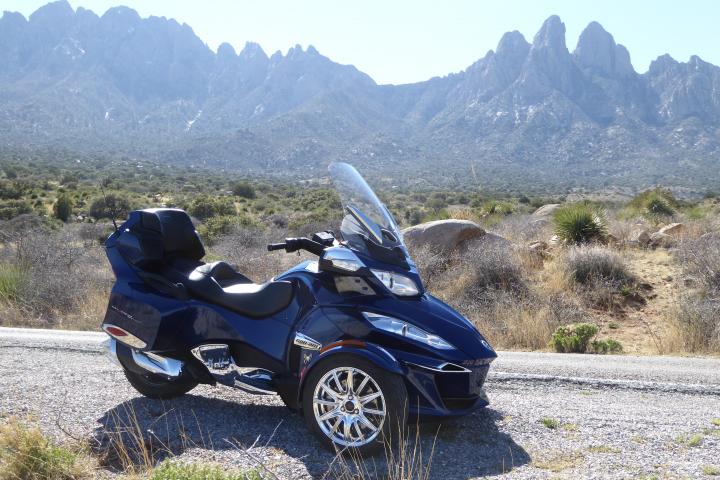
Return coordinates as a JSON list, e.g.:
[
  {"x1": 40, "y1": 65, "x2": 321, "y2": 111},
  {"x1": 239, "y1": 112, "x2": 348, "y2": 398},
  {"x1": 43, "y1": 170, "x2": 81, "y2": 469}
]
[
  {"x1": 332, "y1": 371, "x2": 344, "y2": 394},
  {"x1": 319, "y1": 408, "x2": 341, "y2": 422},
  {"x1": 320, "y1": 384, "x2": 341, "y2": 400},
  {"x1": 353, "y1": 420, "x2": 364, "y2": 440},
  {"x1": 343, "y1": 417, "x2": 352, "y2": 440},
  {"x1": 346, "y1": 369, "x2": 354, "y2": 394},
  {"x1": 357, "y1": 414, "x2": 377, "y2": 432},
  {"x1": 359, "y1": 391, "x2": 382, "y2": 404},
  {"x1": 356, "y1": 374, "x2": 370, "y2": 395},
  {"x1": 363, "y1": 407, "x2": 385, "y2": 416},
  {"x1": 313, "y1": 398, "x2": 336, "y2": 407}
]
